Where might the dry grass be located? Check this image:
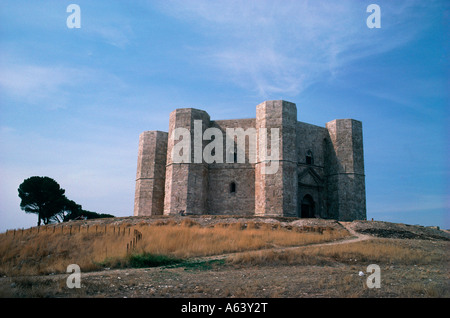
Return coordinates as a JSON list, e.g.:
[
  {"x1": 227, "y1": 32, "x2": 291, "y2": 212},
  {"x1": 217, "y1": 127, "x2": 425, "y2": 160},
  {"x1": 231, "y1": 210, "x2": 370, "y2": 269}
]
[
  {"x1": 0, "y1": 225, "x2": 130, "y2": 276},
  {"x1": 0, "y1": 220, "x2": 349, "y2": 276},
  {"x1": 131, "y1": 220, "x2": 349, "y2": 258},
  {"x1": 228, "y1": 239, "x2": 450, "y2": 297},
  {"x1": 228, "y1": 239, "x2": 448, "y2": 266}
]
